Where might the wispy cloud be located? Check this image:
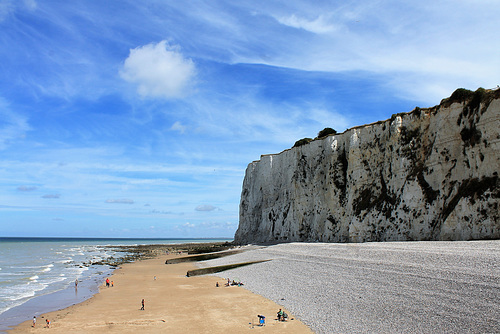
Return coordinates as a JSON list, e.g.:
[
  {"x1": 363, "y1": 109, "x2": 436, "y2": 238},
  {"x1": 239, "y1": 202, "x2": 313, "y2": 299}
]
[
  {"x1": 42, "y1": 194, "x2": 60, "y2": 199},
  {"x1": 0, "y1": 98, "x2": 31, "y2": 150},
  {"x1": 17, "y1": 186, "x2": 37, "y2": 192},
  {"x1": 170, "y1": 121, "x2": 186, "y2": 134},
  {"x1": 195, "y1": 205, "x2": 218, "y2": 212},
  {"x1": 0, "y1": 0, "x2": 34, "y2": 22},
  {"x1": 234, "y1": 2, "x2": 500, "y2": 102},
  {"x1": 120, "y1": 40, "x2": 196, "y2": 99},
  {"x1": 200, "y1": 221, "x2": 238, "y2": 231},
  {"x1": 105, "y1": 199, "x2": 135, "y2": 204},
  {"x1": 150, "y1": 209, "x2": 175, "y2": 215},
  {"x1": 0, "y1": 1, "x2": 14, "y2": 22},
  {"x1": 277, "y1": 14, "x2": 338, "y2": 34}
]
